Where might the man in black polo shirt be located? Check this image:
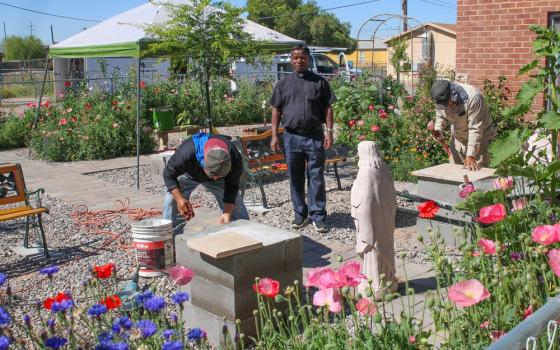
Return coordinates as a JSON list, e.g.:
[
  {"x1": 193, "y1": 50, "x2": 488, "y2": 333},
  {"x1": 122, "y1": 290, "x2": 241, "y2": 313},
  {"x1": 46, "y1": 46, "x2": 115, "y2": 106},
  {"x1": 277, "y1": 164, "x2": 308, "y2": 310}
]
[
  {"x1": 269, "y1": 45, "x2": 336, "y2": 233},
  {"x1": 162, "y1": 133, "x2": 249, "y2": 235}
]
